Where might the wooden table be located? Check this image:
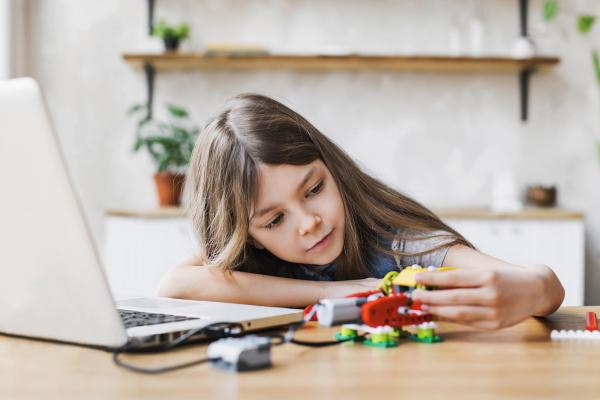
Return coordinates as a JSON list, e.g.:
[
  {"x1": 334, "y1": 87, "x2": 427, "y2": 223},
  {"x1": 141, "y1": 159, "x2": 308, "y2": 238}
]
[{"x1": 2, "y1": 307, "x2": 599, "y2": 400}]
